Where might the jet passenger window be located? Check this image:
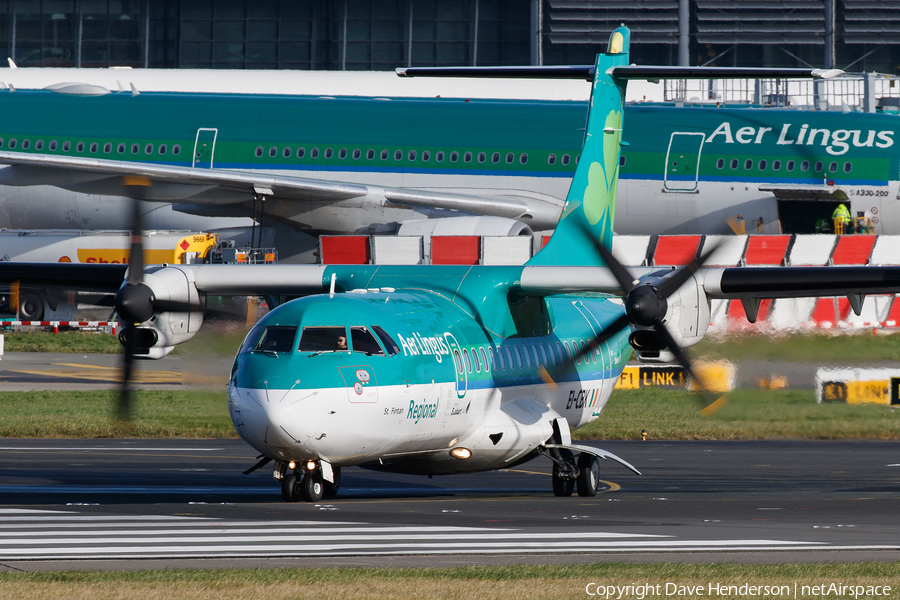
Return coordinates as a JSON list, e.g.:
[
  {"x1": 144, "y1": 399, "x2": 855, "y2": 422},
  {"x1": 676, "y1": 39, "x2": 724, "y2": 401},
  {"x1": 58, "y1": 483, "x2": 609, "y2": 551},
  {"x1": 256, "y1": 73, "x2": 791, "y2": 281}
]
[
  {"x1": 506, "y1": 153, "x2": 514, "y2": 163},
  {"x1": 297, "y1": 147, "x2": 306, "y2": 158},
  {"x1": 298, "y1": 326, "x2": 349, "y2": 352},
  {"x1": 311, "y1": 148, "x2": 319, "y2": 158},
  {"x1": 548, "y1": 154, "x2": 556, "y2": 165},
  {"x1": 716, "y1": 158, "x2": 724, "y2": 169},
  {"x1": 132, "y1": 143, "x2": 140, "y2": 154},
  {"x1": 787, "y1": 160, "x2": 795, "y2": 171},
  {"x1": 118, "y1": 143, "x2": 126, "y2": 154},
  {"x1": 351, "y1": 327, "x2": 384, "y2": 356},
  {"x1": 814, "y1": 161, "x2": 823, "y2": 172},
  {"x1": 844, "y1": 162, "x2": 852, "y2": 173},
  {"x1": 478, "y1": 152, "x2": 486, "y2": 163},
  {"x1": 450, "y1": 151, "x2": 459, "y2": 162},
  {"x1": 381, "y1": 149, "x2": 388, "y2": 160},
  {"x1": 422, "y1": 150, "x2": 430, "y2": 161},
  {"x1": 561, "y1": 154, "x2": 570, "y2": 165},
  {"x1": 104, "y1": 142, "x2": 112, "y2": 153},
  {"x1": 90, "y1": 142, "x2": 98, "y2": 153},
  {"x1": 521, "y1": 153, "x2": 529, "y2": 164},
  {"x1": 76, "y1": 142, "x2": 84, "y2": 152},
  {"x1": 394, "y1": 150, "x2": 402, "y2": 161},
  {"x1": 436, "y1": 151, "x2": 444, "y2": 162},
  {"x1": 372, "y1": 326, "x2": 401, "y2": 356},
  {"x1": 463, "y1": 349, "x2": 472, "y2": 373},
  {"x1": 464, "y1": 152, "x2": 472, "y2": 163},
  {"x1": 472, "y1": 348, "x2": 480, "y2": 372},
  {"x1": 324, "y1": 148, "x2": 333, "y2": 159},
  {"x1": 366, "y1": 149, "x2": 374, "y2": 160},
  {"x1": 159, "y1": 144, "x2": 167, "y2": 155},
  {"x1": 730, "y1": 158, "x2": 738, "y2": 169},
  {"x1": 339, "y1": 148, "x2": 347, "y2": 159},
  {"x1": 49, "y1": 140, "x2": 57, "y2": 151},
  {"x1": 408, "y1": 150, "x2": 417, "y2": 161},
  {"x1": 480, "y1": 347, "x2": 489, "y2": 372},
  {"x1": 254, "y1": 325, "x2": 298, "y2": 353},
  {"x1": 492, "y1": 152, "x2": 500, "y2": 163},
  {"x1": 773, "y1": 160, "x2": 781, "y2": 171},
  {"x1": 352, "y1": 149, "x2": 361, "y2": 159},
  {"x1": 35, "y1": 140, "x2": 43, "y2": 150},
  {"x1": 8, "y1": 139, "x2": 15, "y2": 149},
  {"x1": 173, "y1": 145, "x2": 181, "y2": 155},
  {"x1": 62, "y1": 141, "x2": 71, "y2": 152},
  {"x1": 513, "y1": 346, "x2": 523, "y2": 368},
  {"x1": 269, "y1": 147, "x2": 277, "y2": 158},
  {"x1": 283, "y1": 147, "x2": 292, "y2": 158},
  {"x1": 255, "y1": 146, "x2": 264, "y2": 157},
  {"x1": 829, "y1": 161, "x2": 838, "y2": 173}
]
